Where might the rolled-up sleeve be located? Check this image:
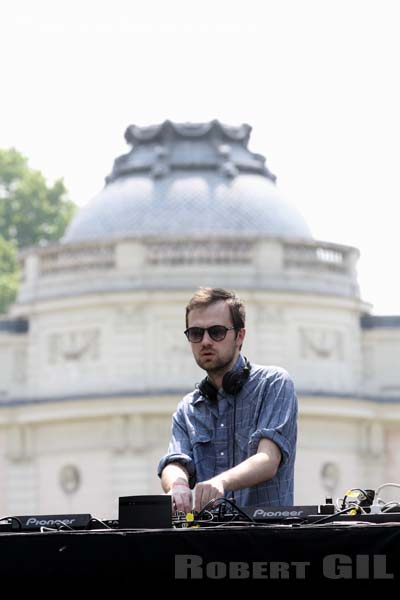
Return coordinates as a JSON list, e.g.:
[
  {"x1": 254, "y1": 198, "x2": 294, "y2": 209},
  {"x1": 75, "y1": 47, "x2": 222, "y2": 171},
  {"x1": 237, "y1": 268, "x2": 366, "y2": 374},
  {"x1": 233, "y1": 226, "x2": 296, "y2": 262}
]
[
  {"x1": 157, "y1": 405, "x2": 196, "y2": 488},
  {"x1": 248, "y1": 368, "x2": 297, "y2": 465}
]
